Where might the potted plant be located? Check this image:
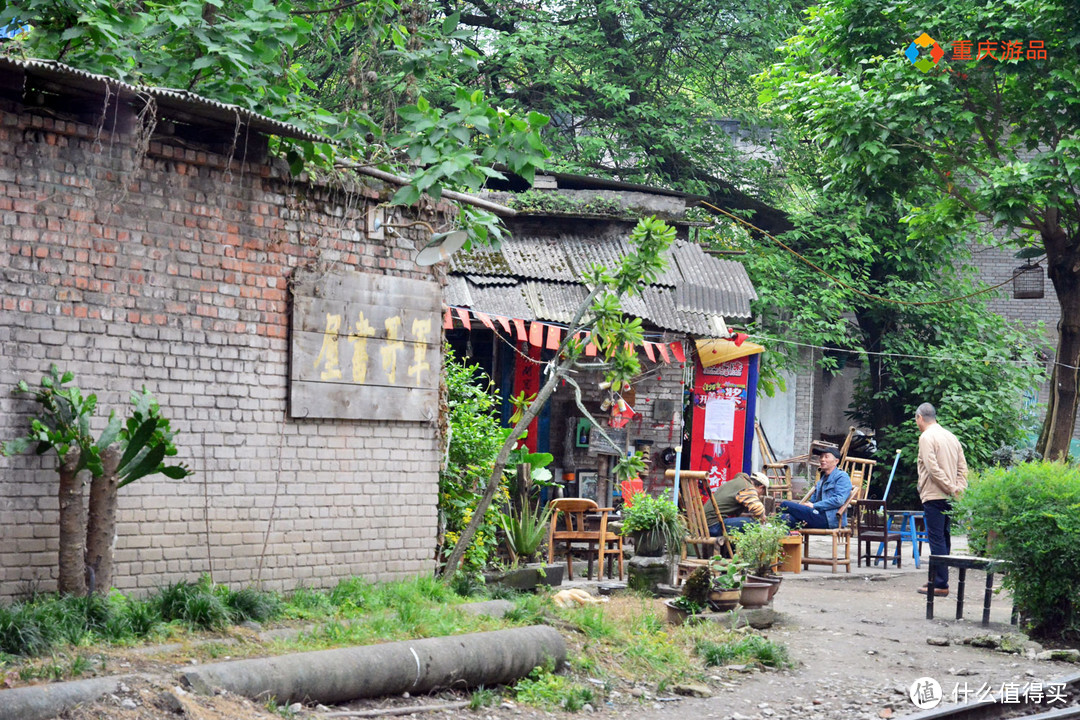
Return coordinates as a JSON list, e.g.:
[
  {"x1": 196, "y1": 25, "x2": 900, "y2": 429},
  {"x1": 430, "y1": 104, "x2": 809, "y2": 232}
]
[
  {"x1": 665, "y1": 567, "x2": 710, "y2": 625},
  {"x1": 620, "y1": 492, "x2": 686, "y2": 557},
  {"x1": 731, "y1": 517, "x2": 789, "y2": 600},
  {"x1": 708, "y1": 555, "x2": 745, "y2": 611},
  {"x1": 487, "y1": 504, "x2": 563, "y2": 590}
]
